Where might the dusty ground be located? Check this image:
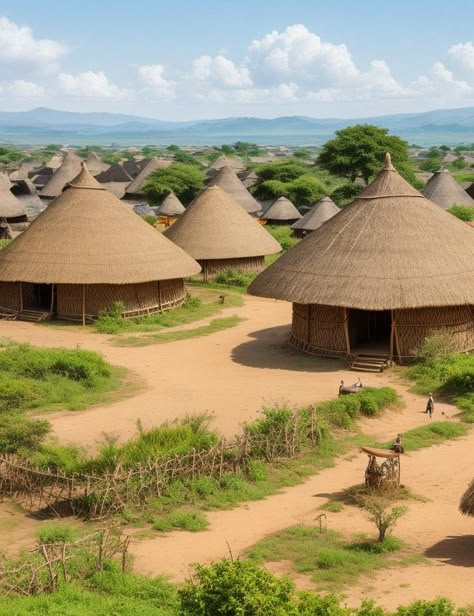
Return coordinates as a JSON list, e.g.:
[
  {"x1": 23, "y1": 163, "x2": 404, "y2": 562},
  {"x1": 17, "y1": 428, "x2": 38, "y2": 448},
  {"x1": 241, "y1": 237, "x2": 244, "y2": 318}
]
[{"x1": 0, "y1": 294, "x2": 472, "y2": 608}]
